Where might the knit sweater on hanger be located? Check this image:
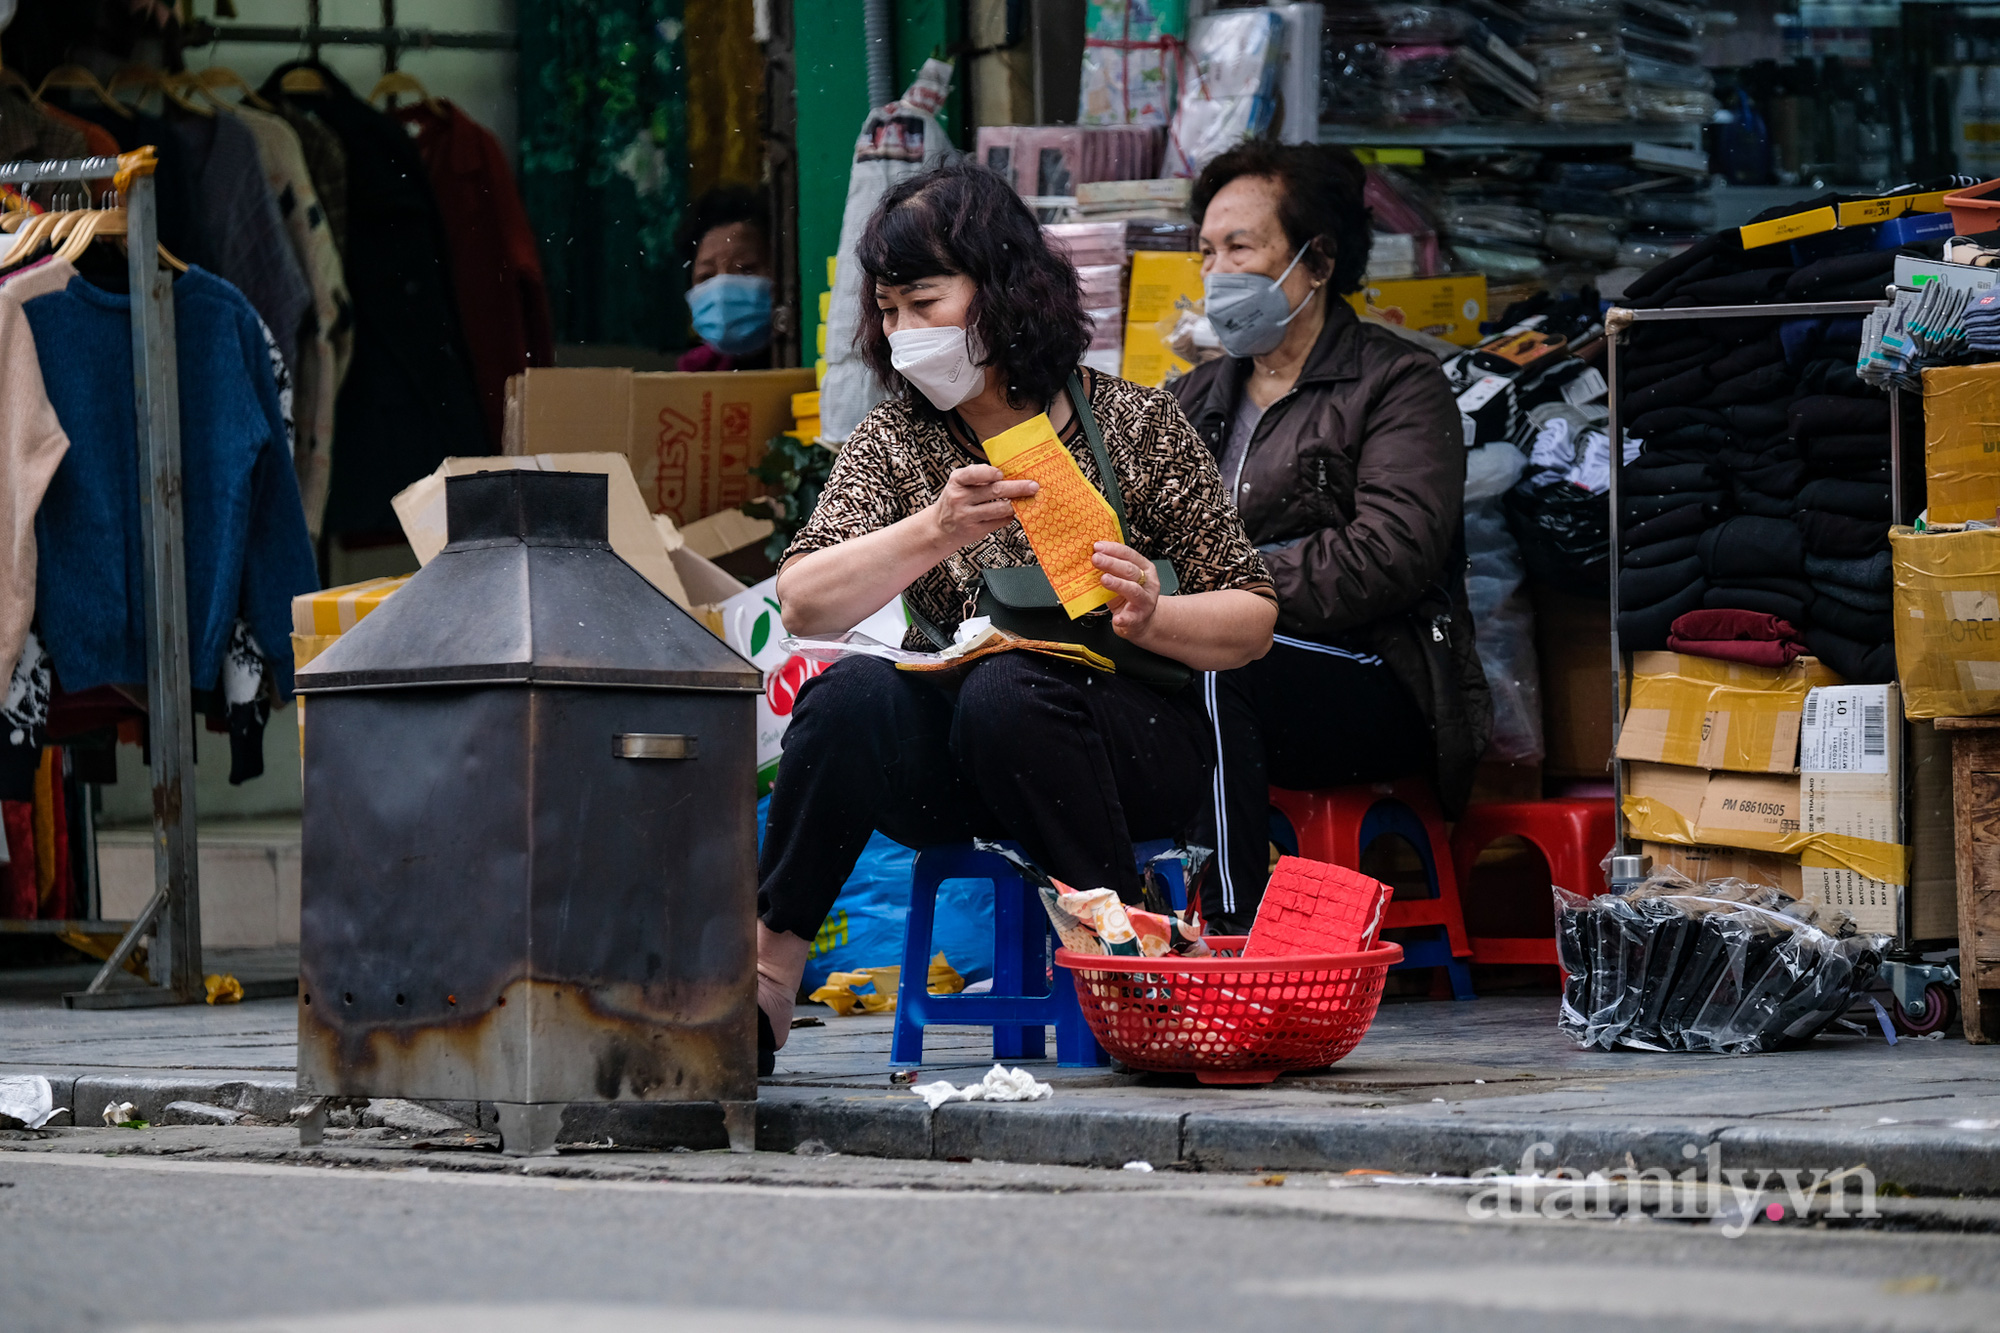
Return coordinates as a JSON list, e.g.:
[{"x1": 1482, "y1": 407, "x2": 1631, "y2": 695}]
[
  {"x1": 25, "y1": 267, "x2": 319, "y2": 699},
  {"x1": 0, "y1": 259, "x2": 76, "y2": 684}
]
